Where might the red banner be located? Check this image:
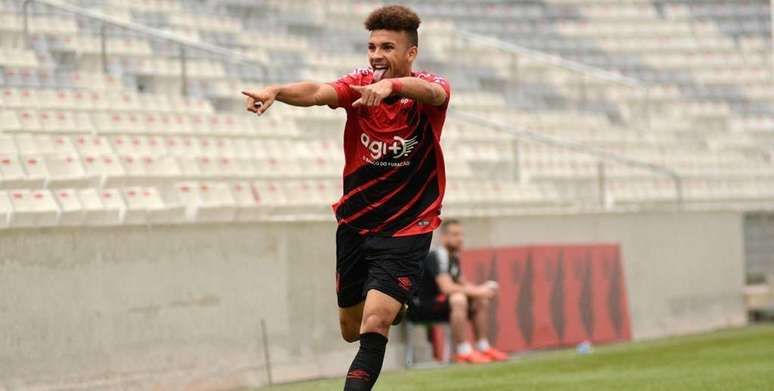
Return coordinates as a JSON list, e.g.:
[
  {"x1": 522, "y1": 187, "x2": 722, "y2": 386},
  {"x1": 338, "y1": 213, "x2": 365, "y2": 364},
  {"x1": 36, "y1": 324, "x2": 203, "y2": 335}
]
[{"x1": 433, "y1": 244, "x2": 631, "y2": 356}]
